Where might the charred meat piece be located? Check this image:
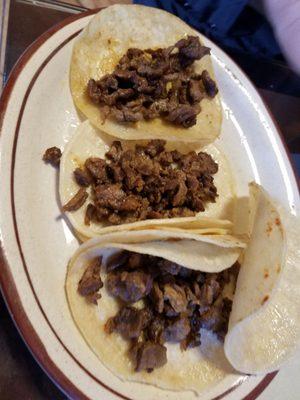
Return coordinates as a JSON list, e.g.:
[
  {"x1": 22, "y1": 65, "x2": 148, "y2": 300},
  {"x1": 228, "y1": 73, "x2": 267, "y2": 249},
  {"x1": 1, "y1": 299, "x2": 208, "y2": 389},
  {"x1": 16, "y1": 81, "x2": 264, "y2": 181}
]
[
  {"x1": 150, "y1": 282, "x2": 164, "y2": 313},
  {"x1": 43, "y1": 146, "x2": 62, "y2": 167},
  {"x1": 180, "y1": 151, "x2": 218, "y2": 176},
  {"x1": 201, "y1": 305, "x2": 224, "y2": 332},
  {"x1": 131, "y1": 341, "x2": 167, "y2": 372},
  {"x1": 74, "y1": 167, "x2": 92, "y2": 187},
  {"x1": 172, "y1": 178, "x2": 188, "y2": 207},
  {"x1": 86, "y1": 36, "x2": 217, "y2": 127},
  {"x1": 94, "y1": 184, "x2": 141, "y2": 212},
  {"x1": 62, "y1": 188, "x2": 88, "y2": 212},
  {"x1": 181, "y1": 331, "x2": 201, "y2": 350},
  {"x1": 166, "y1": 105, "x2": 199, "y2": 128},
  {"x1": 188, "y1": 79, "x2": 203, "y2": 103},
  {"x1": 147, "y1": 316, "x2": 165, "y2": 344},
  {"x1": 105, "y1": 141, "x2": 123, "y2": 161},
  {"x1": 78, "y1": 257, "x2": 103, "y2": 304},
  {"x1": 143, "y1": 140, "x2": 165, "y2": 158},
  {"x1": 200, "y1": 276, "x2": 221, "y2": 306},
  {"x1": 110, "y1": 107, "x2": 143, "y2": 123},
  {"x1": 85, "y1": 158, "x2": 108, "y2": 182},
  {"x1": 84, "y1": 203, "x2": 96, "y2": 226},
  {"x1": 106, "y1": 270, "x2": 153, "y2": 303},
  {"x1": 158, "y1": 260, "x2": 182, "y2": 276},
  {"x1": 175, "y1": 36, "x2": 210, "y2": 66},
  {"x1": 215, "y1": 297, "x2": 233, "y2": 340},
  {"x1": 106, "y1": 251, "x2": 130, "y2": 272},
  {"x1": 181, "y1": 309, "x2": 202, "y2": 350},
  {"x1": 127, "y1": 253, "x2": 144, "y2": 269},
  {"x1": 164, "y1": 283, "x2": 188, "y2": 313},
  {"x1": 106, "y1": 306, "x2": 151, "y2": 339},
  {"x1": 162, "y1": 317, "x2": 190, "y2": 342},
  {"x1": 201, "y1": 70, "x2": 218, "y2": 98}
]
